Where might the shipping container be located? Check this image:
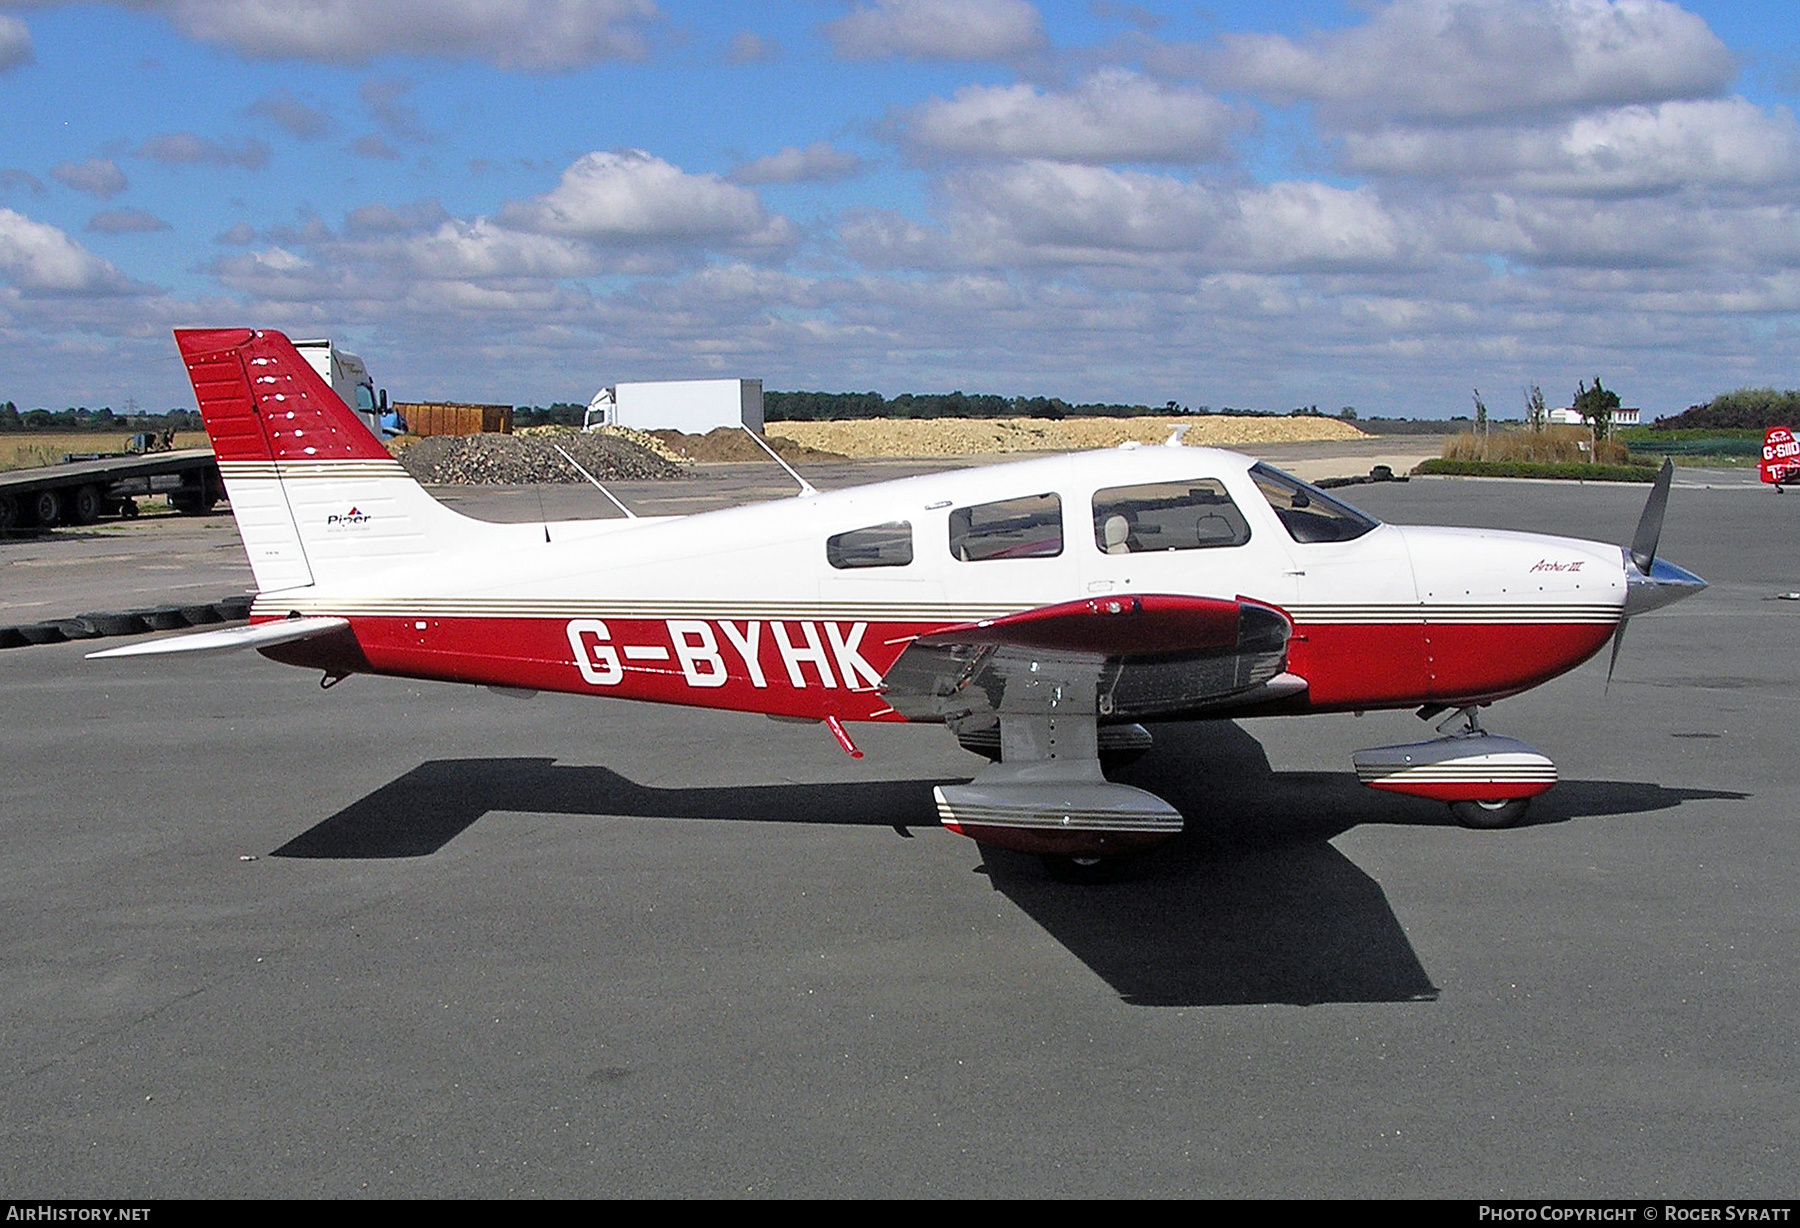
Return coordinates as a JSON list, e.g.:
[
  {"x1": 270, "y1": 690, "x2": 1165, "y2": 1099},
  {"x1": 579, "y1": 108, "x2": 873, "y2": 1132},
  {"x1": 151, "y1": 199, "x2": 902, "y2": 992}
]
[{"x1": 396, "y1": 402, "x2": 514, "y2": 438}]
